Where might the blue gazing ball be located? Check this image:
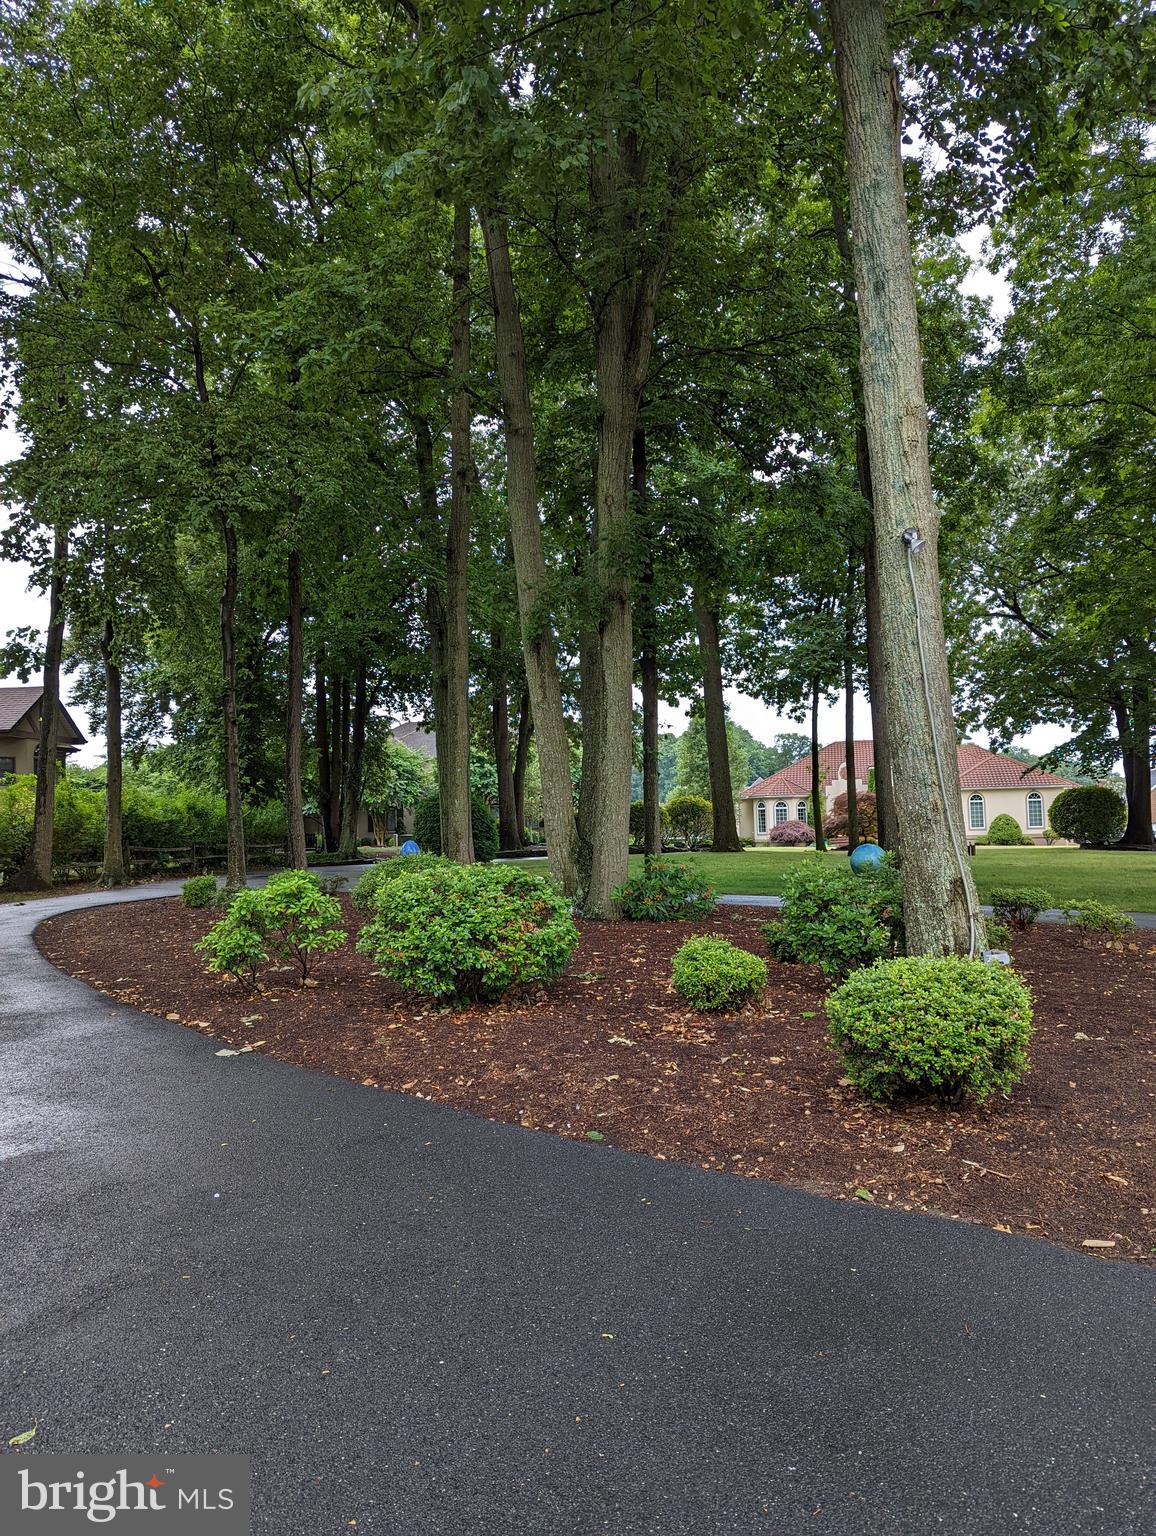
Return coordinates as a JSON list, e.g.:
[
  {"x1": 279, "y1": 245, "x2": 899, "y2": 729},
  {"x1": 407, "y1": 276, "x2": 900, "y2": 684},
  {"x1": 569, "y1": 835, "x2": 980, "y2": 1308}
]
[
  {"x1": 848, "y1": 841, "x2": 886, "y2": 874},
  {"x1": 400, "y1": 839, "x2": 422, "y2": 856}
]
